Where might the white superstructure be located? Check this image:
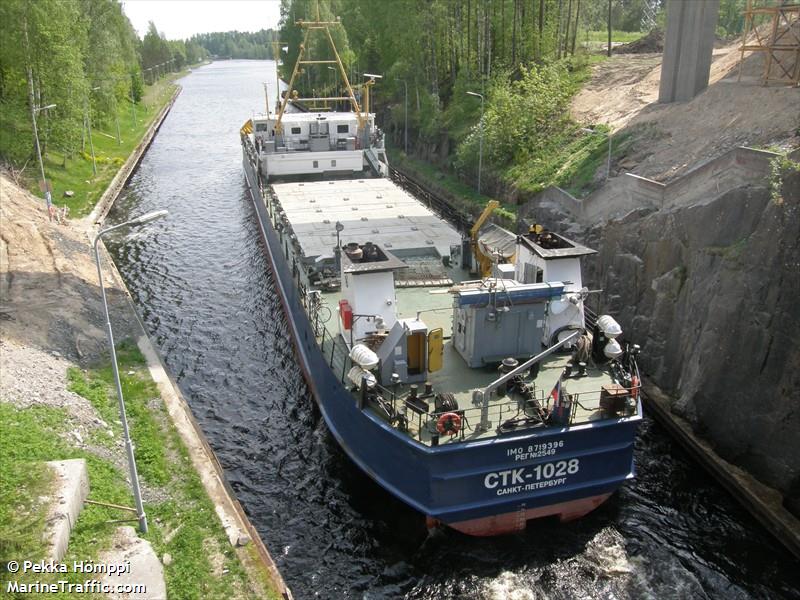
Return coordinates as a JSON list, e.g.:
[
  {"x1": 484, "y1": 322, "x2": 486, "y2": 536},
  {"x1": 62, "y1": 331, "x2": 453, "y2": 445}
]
[{"x1": 250, "y1": 110, "x2": 388, "y2": 180}]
